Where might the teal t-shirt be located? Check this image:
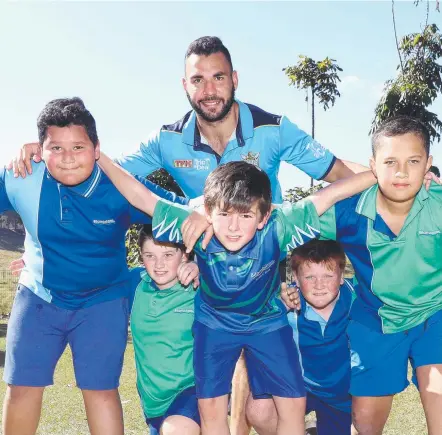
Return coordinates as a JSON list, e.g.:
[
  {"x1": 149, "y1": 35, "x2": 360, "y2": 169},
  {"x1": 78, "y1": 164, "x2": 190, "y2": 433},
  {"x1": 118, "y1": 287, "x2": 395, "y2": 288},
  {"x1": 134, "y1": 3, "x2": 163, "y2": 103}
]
[{"x1": 130, "y1": 269, "x2": 196, "y2": 417}]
